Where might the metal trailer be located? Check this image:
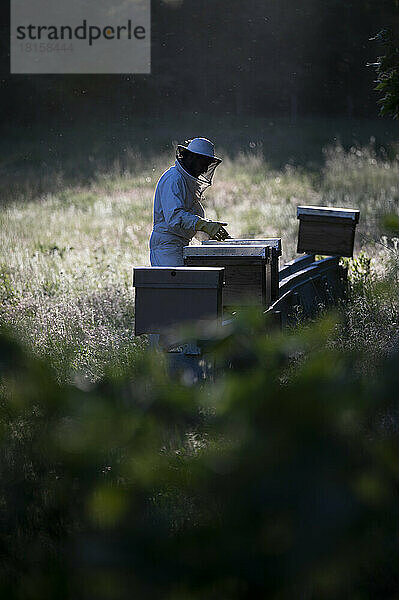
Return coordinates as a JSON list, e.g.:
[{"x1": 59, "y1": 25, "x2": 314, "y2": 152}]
[{"x1": 266, "y1": 255, "x2": 348, "y2": 327}]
